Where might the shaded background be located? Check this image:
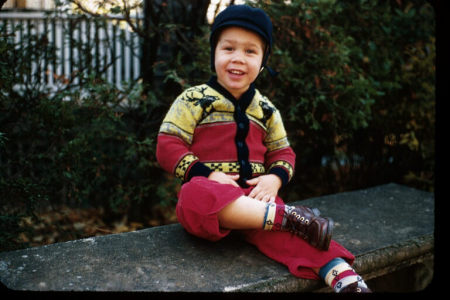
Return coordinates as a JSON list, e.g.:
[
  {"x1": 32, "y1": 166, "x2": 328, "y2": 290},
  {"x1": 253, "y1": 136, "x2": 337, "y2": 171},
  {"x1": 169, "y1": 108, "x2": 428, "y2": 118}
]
[{"x1": 0, "y1": 0, "x2": 435, "y2": 252}]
